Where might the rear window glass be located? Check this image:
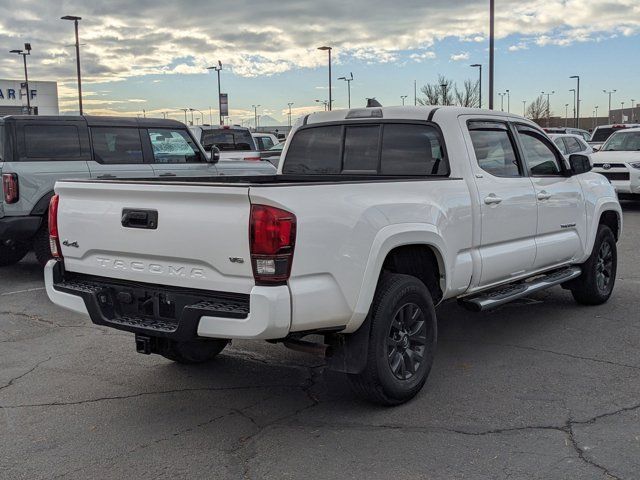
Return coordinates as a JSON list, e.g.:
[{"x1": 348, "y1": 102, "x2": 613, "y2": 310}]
[
  {"x1": 591, "y1": 127, "x2": 623, "y2": 143},
  {"x1": 201, "y1": 129, "x2": 254, "y2": 151},
  {"x1": 380, "y1": 124, "x2": 447, "y2": 175},
  {"x1": 283, "y1": 123, "x2": 448, "y2": 176},
  {"x1": 25, "y1": 125, "x2": 82, "y2": 158},
  {"x1": 91, "y1": 127, "x2": 143, "y2": 164},
  {"x1": 343, "y1": 125, "x2": 380, "y2": 172},
  {"x1": 283, "y1": 126, "x2": 342, "y2": 174}
]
